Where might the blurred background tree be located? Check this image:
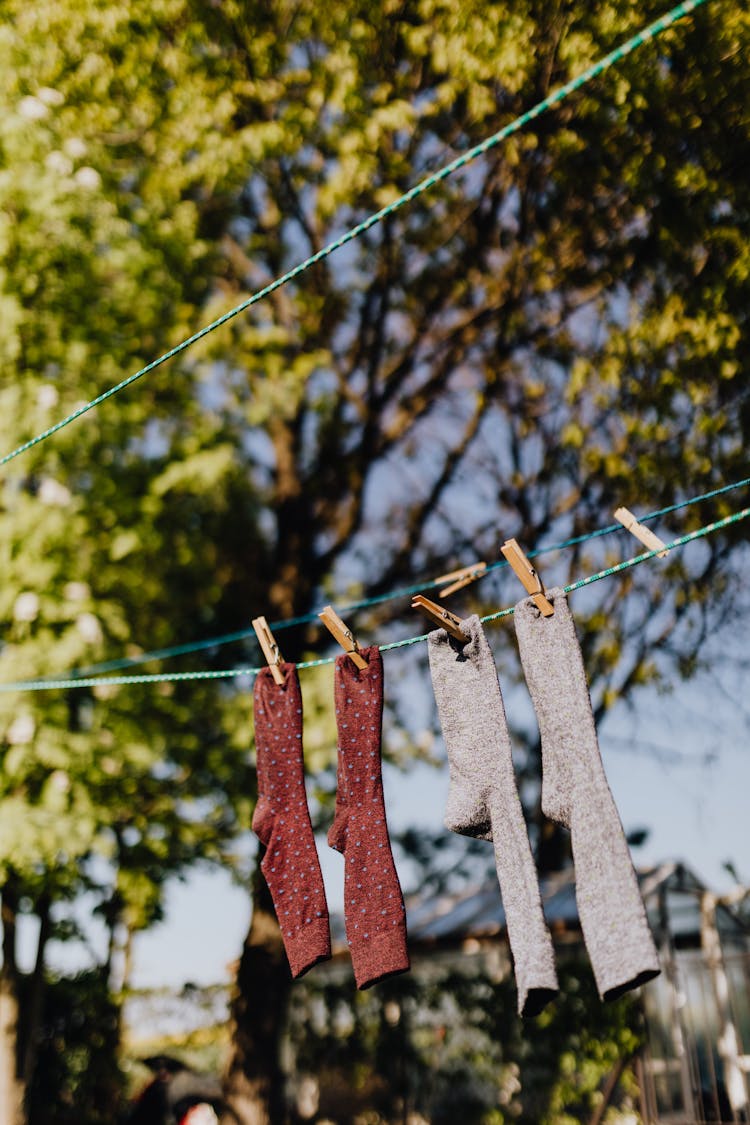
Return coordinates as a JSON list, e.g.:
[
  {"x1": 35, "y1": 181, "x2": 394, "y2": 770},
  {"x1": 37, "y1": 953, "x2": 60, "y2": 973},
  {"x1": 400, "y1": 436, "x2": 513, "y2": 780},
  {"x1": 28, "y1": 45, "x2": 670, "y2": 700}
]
[
  {"x1": 24, "y1": 969, "x2": 123, "y2": 1125},
  {"x1": 0, "y1": 0, "x2": 748, "y2": 1121},
  {"x1": 287, "y1": 954, "x2": 646, "y2": 1125}
]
